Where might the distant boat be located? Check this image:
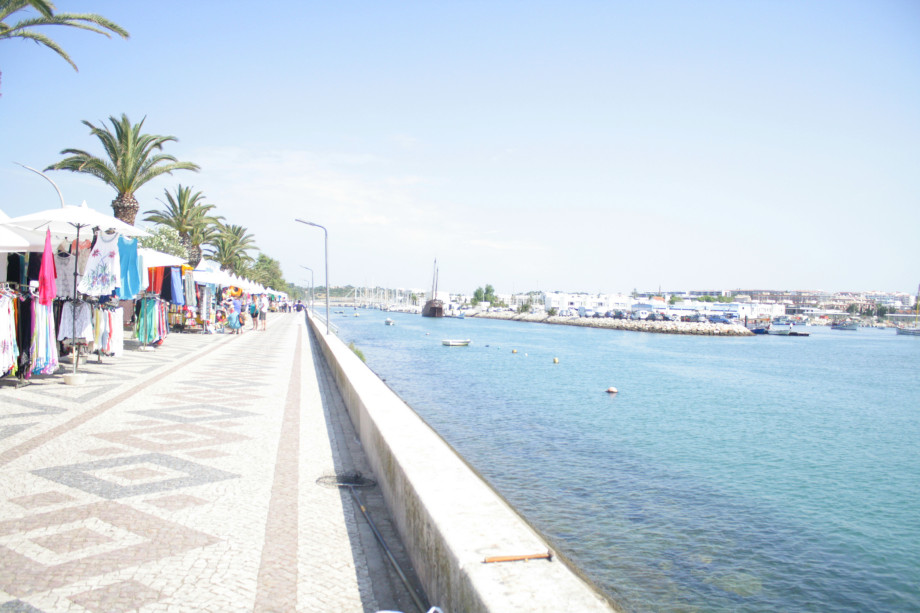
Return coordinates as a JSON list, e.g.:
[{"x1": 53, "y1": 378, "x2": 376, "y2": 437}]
[
  {"x1": 896, "y1": 283, "x2": 920, "y2": 336},
  {"x1": 832, "y1": 320, "x2": 859, "y2": 331},
  {"x1": 422, "y1": 259, "x2": 444, "y2": 318},
  {"x1": 442, "y1": 339, "x2": 471, "y2": 346},
  {"x1": 768, "y1": 317, "x2": 792, "y2": 335},
  {"x1": 385, "y1": 318, "x2": 395, "y2": 326}
]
